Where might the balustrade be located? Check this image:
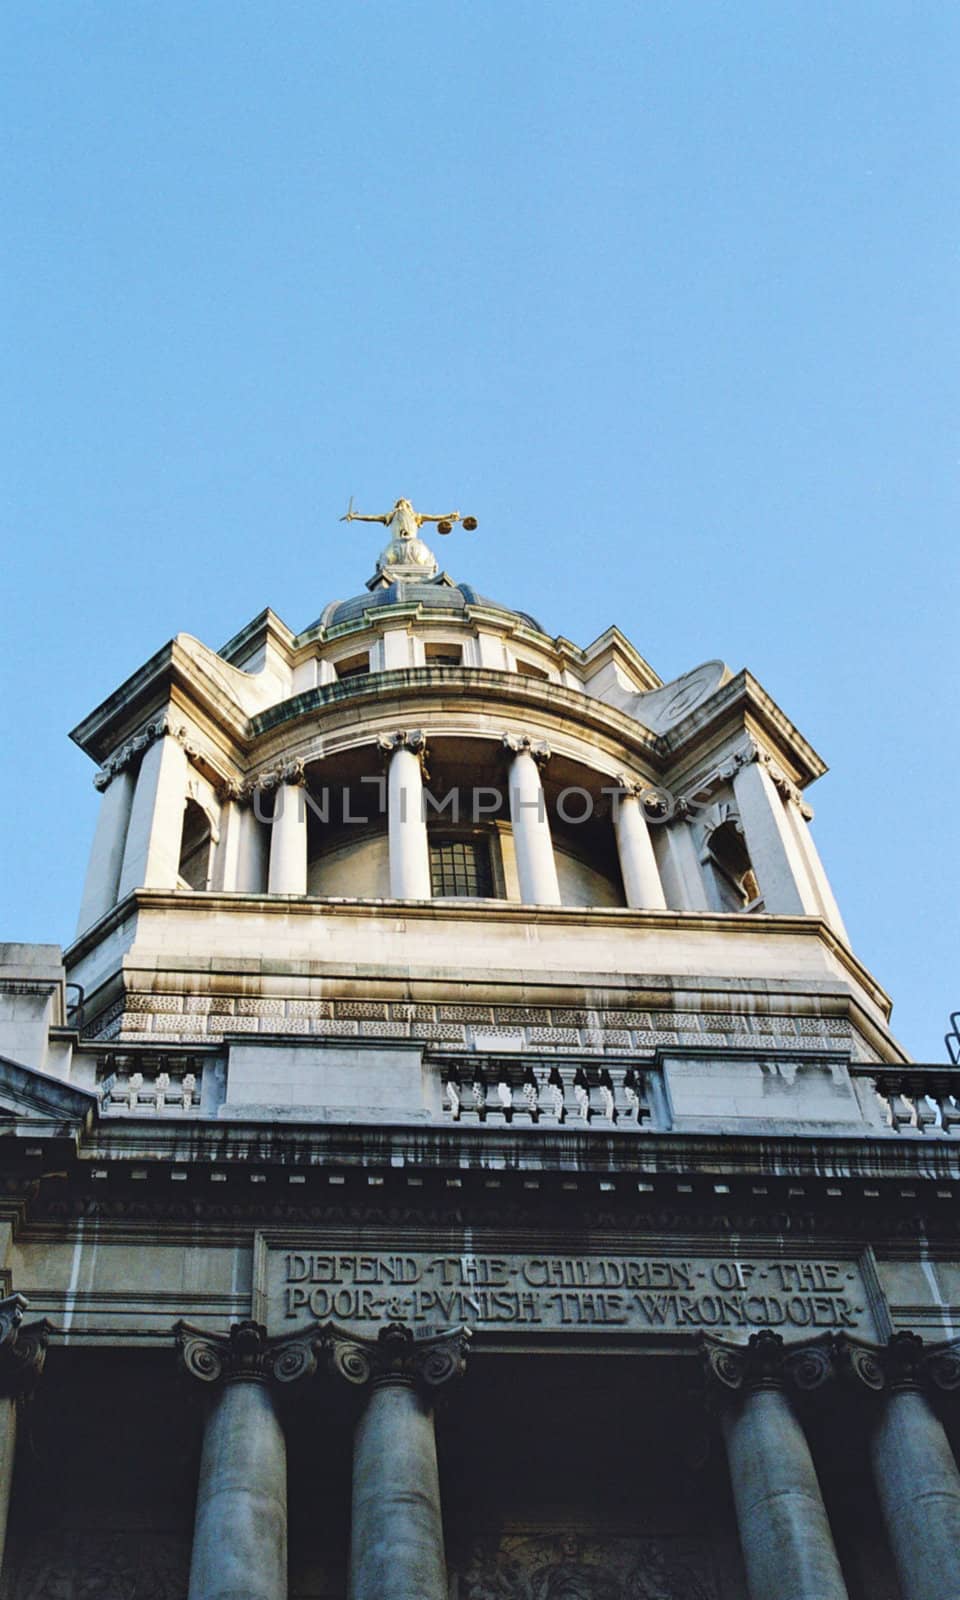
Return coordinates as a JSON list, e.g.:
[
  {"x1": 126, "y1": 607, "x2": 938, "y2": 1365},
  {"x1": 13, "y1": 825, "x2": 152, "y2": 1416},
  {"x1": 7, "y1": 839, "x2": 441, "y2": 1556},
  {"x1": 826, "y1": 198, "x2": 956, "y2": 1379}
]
[{"x1": 442, "y1": 1059, "x2": 650, "y2": 1125}]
